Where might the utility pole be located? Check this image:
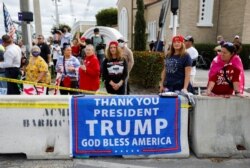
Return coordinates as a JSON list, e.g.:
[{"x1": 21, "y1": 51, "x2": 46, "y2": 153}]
[
  {"x1": 20, "y1": 0, "x2": 32, "y2": 57},
  {"x1": 157, "y1": 0, "x2": 170, "y2": 51},
  {"x1": 171, "y1": 0, "x2": 179, "y2": 36},
  {"x1": 33, "y1": 0, "x2": 42, "y2": 36},
  {"x1": 52, "y1": 0, "x2": 60, "y2": 27}
]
